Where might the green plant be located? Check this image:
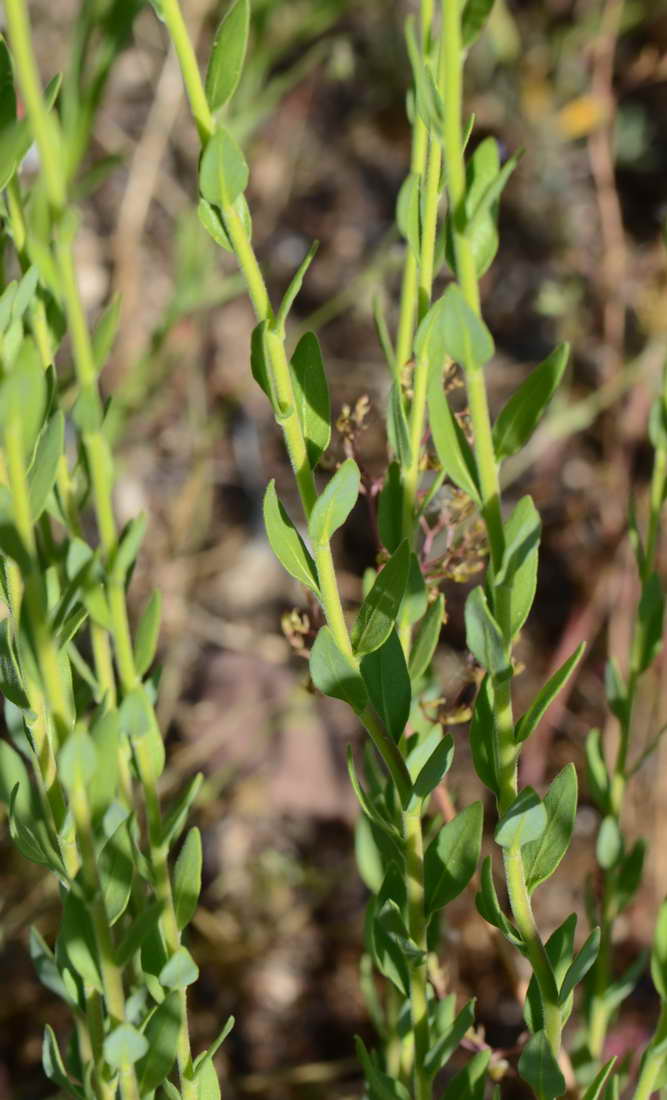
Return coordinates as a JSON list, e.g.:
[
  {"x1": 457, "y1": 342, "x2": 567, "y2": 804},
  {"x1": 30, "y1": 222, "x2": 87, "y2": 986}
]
[
  {"x1": 0, "y1": 5, "x2": 232, "y2": 1099},
  {"x1": 3, "y1": 0, "x2": 667, "y2": 1098}
]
